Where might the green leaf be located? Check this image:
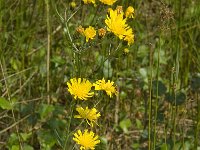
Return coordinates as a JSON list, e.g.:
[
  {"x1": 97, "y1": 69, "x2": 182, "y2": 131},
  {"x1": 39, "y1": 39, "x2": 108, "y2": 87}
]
[
  {"x1": 0, "y1": 97, "x2": 12, "y2": 110},
  {"x1": 153, "y1": 49, "x2": 167, "y2": 64},
  {"x1": 132, "y1": 143, "x2": 140, "y2": 149},
  {"x1": 181, "y1": 141, "x2": 191, "y2": 150},
  {"x1": 103, "y1": 60, "x2": 113, "y2": 78},
  {"x1": 38, "y1": 104, "x2": 55, "y2": 120},
  {"x1": 119, "y1": 119, "x2": 132, "y2": 134},
  {"x1": 165, "y1": 92, "x2": 186, "y2": 106},
  {"x1": 137, "y1": 45, "x2": 148, "y2": 58},
  {"x1": 10, "y1": 58, "x2": 21, "y2": 71},
  {"x1": 7, "y1": 133, "x2": 18, "y2": 149},
  {"x1": 51, "y1": 56, "x2": 65, "y2": 66},
  {"x1": 37, "y1": 130, "x2": 56, "y2": 149},
  {"x1": 11, "y1": 145, "x2": 20, "y2": 150},
  {"x1": 139, "y1": 68, "x2": 147, "y2": 79},
  {"x1": 160, "y1": 143, "x2": 170, "y2": 150},
  {"x1": 23, "y1": 144, "x2": 34, "y2": 150},
  {"x1": 152, "y1": 80, "x2": 167, "y2": 96},
  {"x1": 100, "y1": 136, "x2": 108, "y2": 145},
  {"x1": 120, "y1": 91, "x2": 127, "y2": 99},
  {"x1": 173, "y1": 142, "x2": 181, "y2": 150},
  {"x1": 20, "y1": 132, "x2": 32, "y2": 141},
  {"x1": 136, "y1": 119, "x2": 142, "y2": 129},
  {"x1": 191, "y1": 76, "x2": 200, "y2": 90}
]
